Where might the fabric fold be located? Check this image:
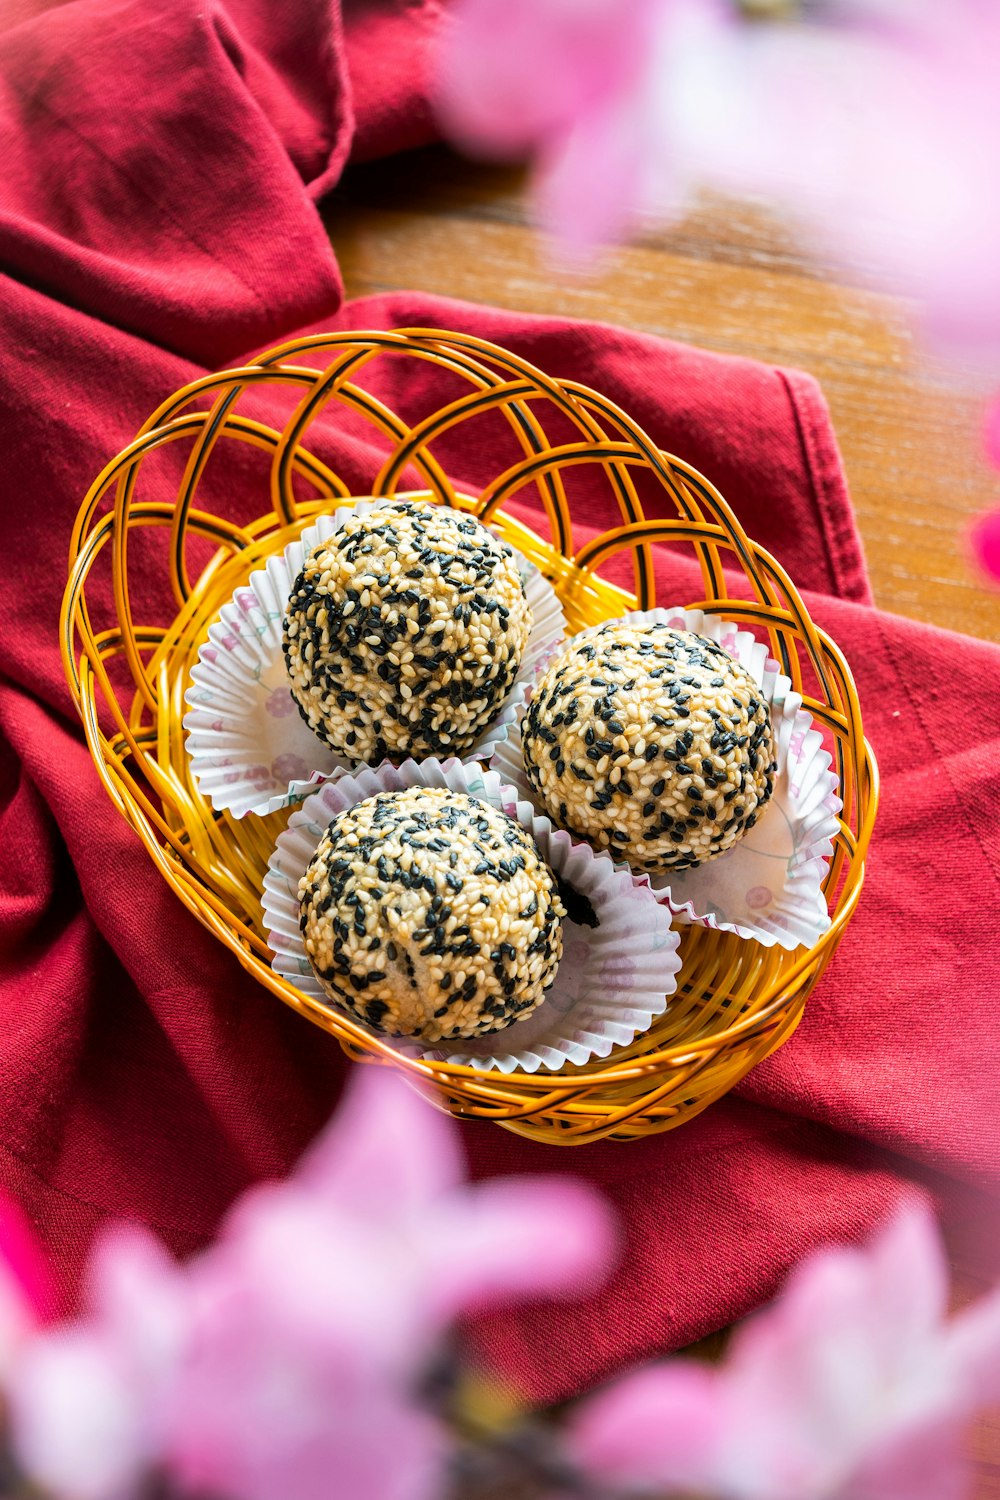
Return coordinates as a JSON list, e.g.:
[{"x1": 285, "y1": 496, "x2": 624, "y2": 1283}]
[{"x1": 0, "y1": 0, "x2": 996, "y2": 1407}]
